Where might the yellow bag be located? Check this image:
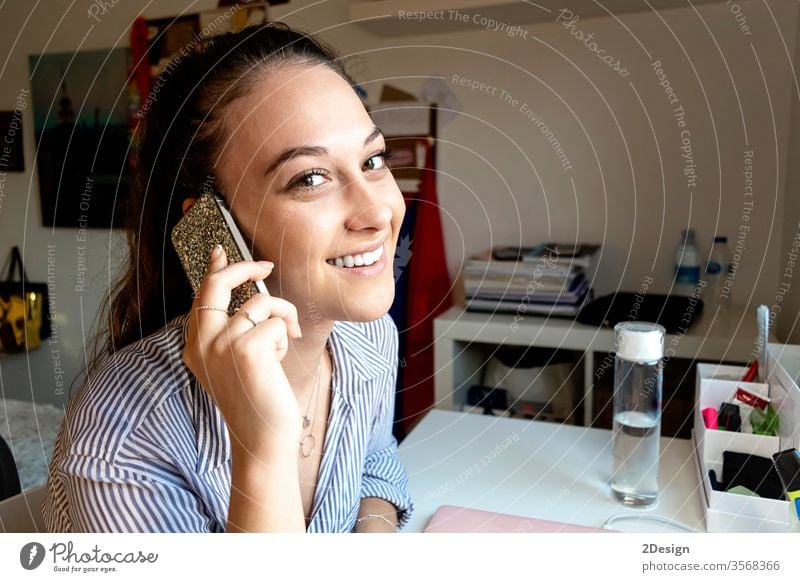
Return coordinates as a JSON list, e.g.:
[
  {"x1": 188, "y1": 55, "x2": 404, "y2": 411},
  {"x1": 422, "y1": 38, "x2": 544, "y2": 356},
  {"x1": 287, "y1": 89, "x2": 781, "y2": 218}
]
[{"x1": 0, "y1": 247, "x2": 47, "y2": 352}]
